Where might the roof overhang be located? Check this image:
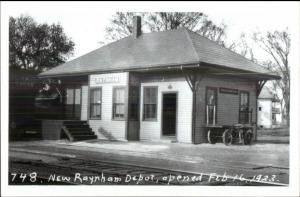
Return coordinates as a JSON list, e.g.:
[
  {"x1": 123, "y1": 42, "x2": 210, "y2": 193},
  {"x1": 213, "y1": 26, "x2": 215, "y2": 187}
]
[
  {"x1": 38, "y1": 62, "x2": 200, "y2": 78},
  {"x1": 38, "y1": 61, "x2": 281, "y2": 81}
]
